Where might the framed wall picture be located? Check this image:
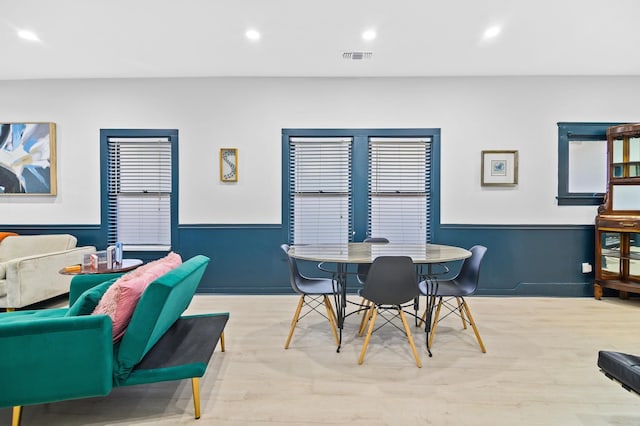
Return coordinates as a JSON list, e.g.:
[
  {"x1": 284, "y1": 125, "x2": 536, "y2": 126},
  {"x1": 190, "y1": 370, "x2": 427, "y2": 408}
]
[
  {"x1": 0, "y1": 122, "x2": 56, "y2": 195},
  {"x1": 220, "y1": 148, "x2": 238, "y2": 182},
  {"x1": 481, "y1": 150, "x2": 518, "y2": 186}
]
